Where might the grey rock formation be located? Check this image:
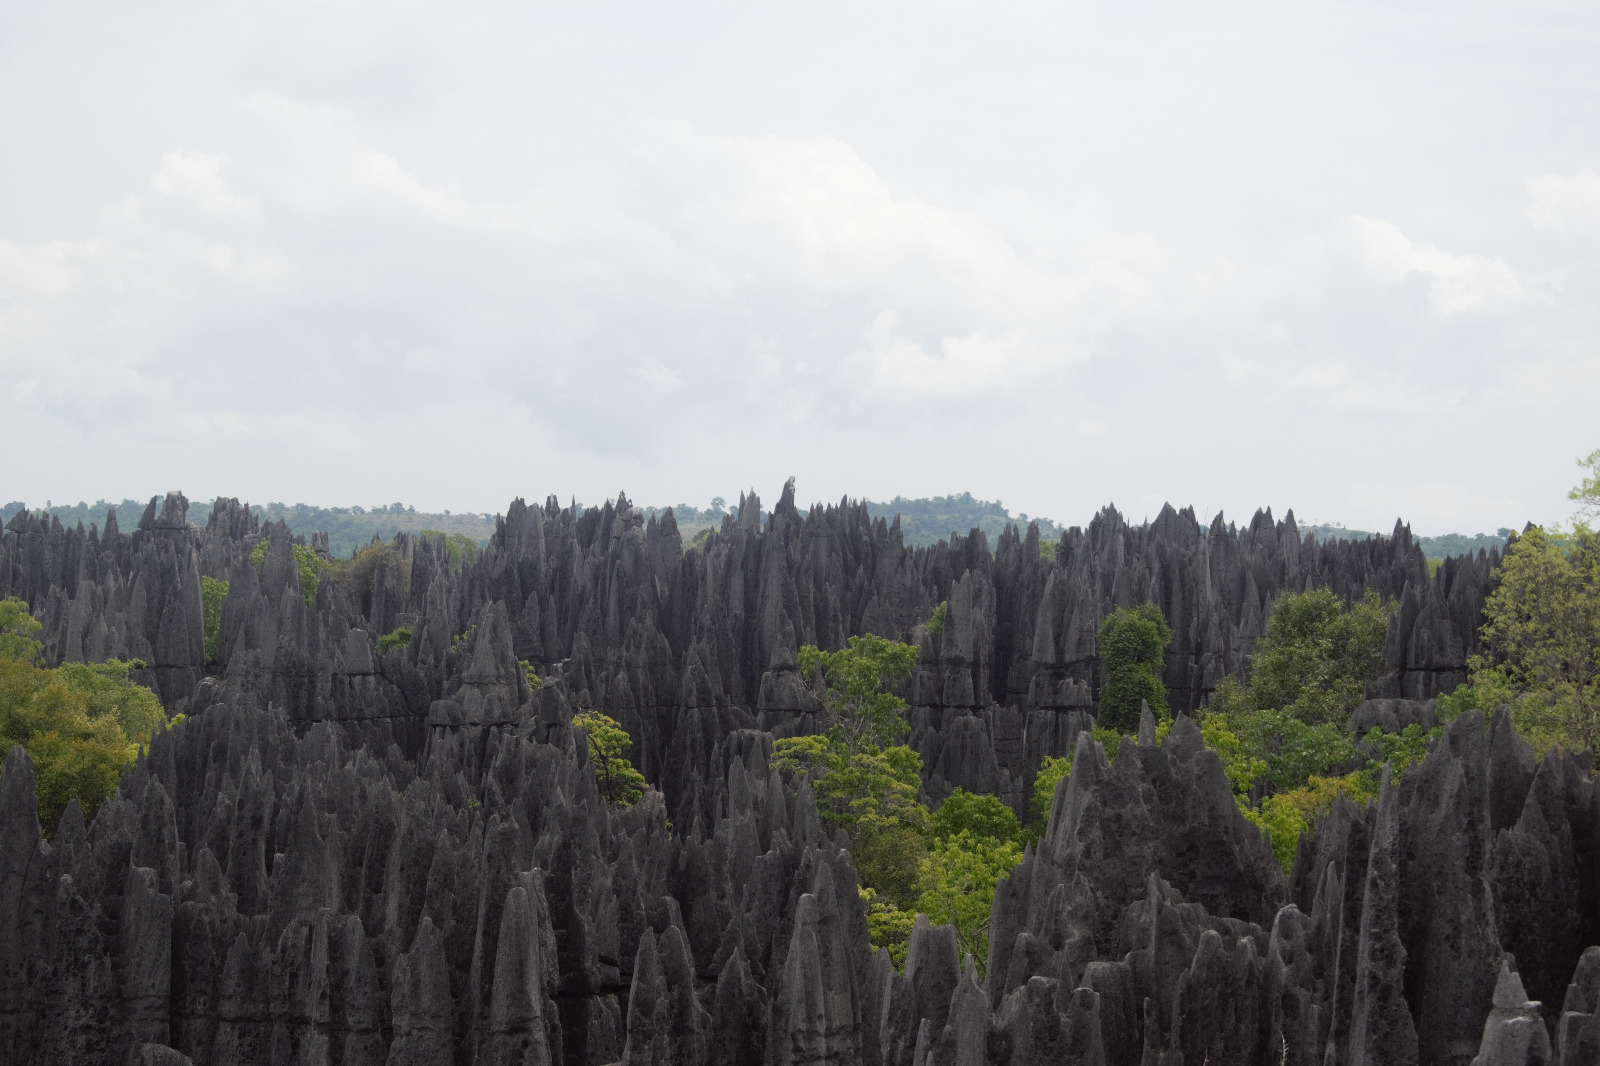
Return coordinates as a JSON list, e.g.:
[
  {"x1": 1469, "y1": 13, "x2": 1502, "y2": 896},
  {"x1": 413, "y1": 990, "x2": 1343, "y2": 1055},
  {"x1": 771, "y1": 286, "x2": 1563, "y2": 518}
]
[
  {"x1": 0, "y1": 484, "x2": 1592, "y2": 1065},
  {"x1": 1471, "y1": 958, "x2": 1553, "y2": 1066}
]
